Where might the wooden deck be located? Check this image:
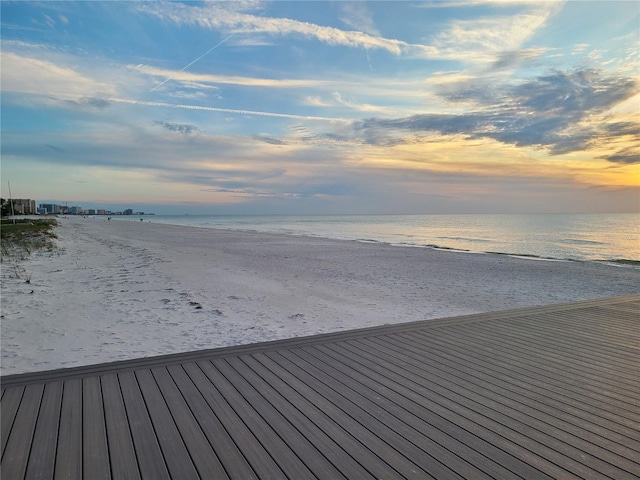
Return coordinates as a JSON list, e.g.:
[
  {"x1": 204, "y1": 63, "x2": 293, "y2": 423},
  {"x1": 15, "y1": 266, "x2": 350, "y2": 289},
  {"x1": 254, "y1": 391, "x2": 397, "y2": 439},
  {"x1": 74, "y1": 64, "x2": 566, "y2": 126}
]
[{"x1": 2, "y1": 294, "x2": 639, "y2": 479}]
